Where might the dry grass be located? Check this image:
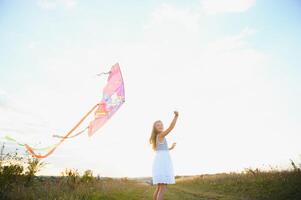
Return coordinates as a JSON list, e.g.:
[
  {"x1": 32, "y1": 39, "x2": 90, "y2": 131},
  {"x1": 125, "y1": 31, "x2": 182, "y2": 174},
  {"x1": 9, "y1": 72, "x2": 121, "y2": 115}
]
[
  {"x1": 1, "y1": 170, "x2": 300, "y2": 200},
  {"x1": 1, "y1": 145, "x2": 301, "y2": 199}
]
